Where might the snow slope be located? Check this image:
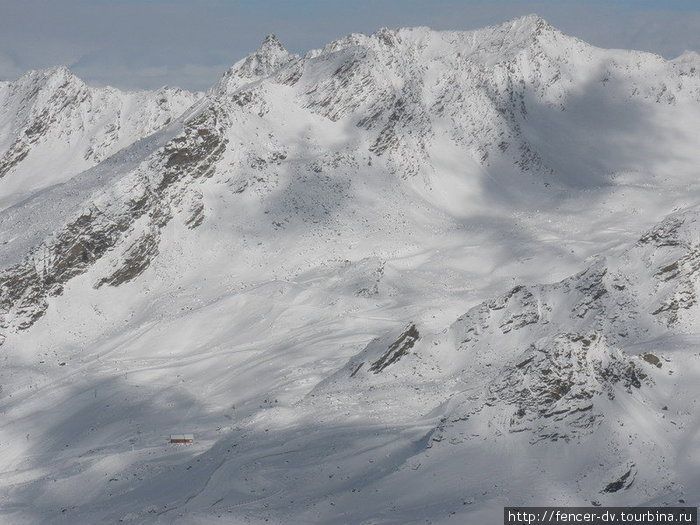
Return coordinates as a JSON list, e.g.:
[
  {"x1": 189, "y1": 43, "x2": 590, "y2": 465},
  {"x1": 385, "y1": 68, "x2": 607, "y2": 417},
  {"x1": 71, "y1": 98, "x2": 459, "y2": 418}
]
[{"x1": 0, "y1": 15, "x2": 699, "y2": 524}]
